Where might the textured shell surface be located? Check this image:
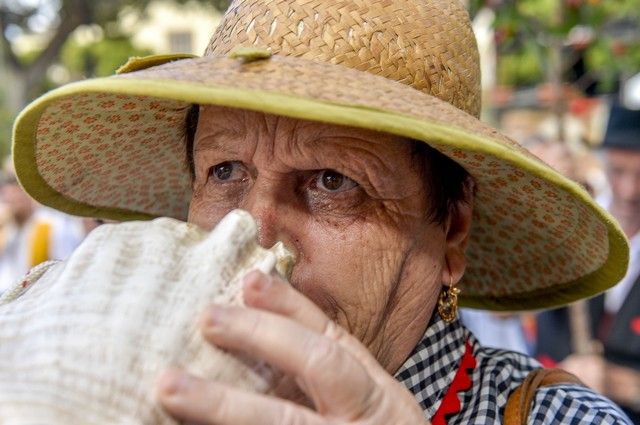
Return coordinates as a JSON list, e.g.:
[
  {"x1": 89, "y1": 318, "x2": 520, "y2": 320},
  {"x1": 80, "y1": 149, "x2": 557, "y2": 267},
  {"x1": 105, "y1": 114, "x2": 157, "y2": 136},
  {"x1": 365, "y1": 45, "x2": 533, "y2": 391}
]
[{"x1": 0, "y1": 210, "x2": 294, "y2": 425}]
